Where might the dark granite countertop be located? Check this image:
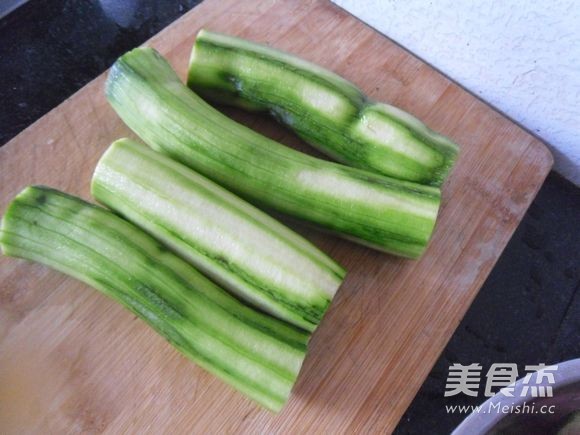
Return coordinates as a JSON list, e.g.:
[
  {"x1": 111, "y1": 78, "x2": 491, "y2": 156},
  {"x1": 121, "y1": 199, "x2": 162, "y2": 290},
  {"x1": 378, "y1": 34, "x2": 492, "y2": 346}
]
[{"x1": 1, "y1": 1, "x2": 579, "y2": 433}]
